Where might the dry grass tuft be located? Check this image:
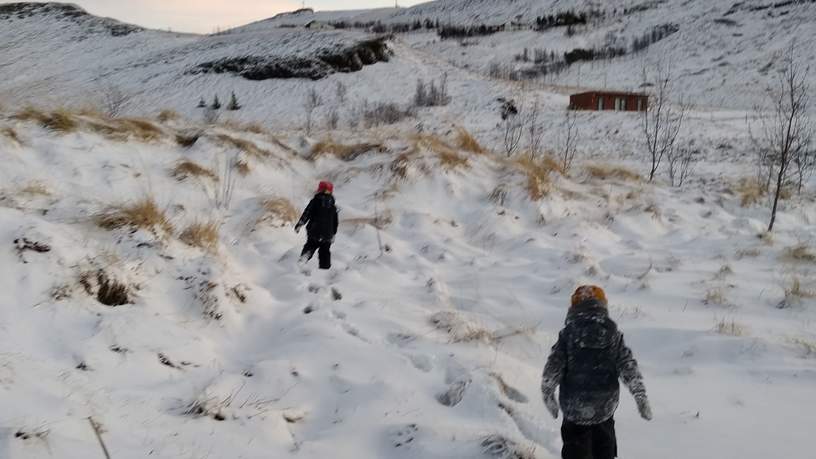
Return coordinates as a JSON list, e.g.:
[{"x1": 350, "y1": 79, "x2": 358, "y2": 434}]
[
  {"x1": 84, "y1": 117, "x2": 165, "y2": 142},
  {"x1": 733, "y1": 178, "x2": 765, "y2": 207},
  {"x1": 310, "y1": 139, "x2": 385, "y2": 161},
  {"x1": 714, "y1": 317, "x2": 747, "y2": 336},
  {"x1": 586, "y1": 164, "x2": 641, "y2": 182},
  {"x1": 233, "y1": 159, "x2": 251, "y2": 176},
  {"x1": 784, "y1": 244, "x2": 816, "y2": 263},
  {"x1": 221, "y1": 119, "x2": 268, "y2": 135},
  {"x1": 172, "y1": 160, "x2": 217, "y2": 182},
  {"x1": 429, "y1": 311, "x2": 494, "y2": 343},
  {"x1": 781, "y1": 277, "x2": 816, "y2": 307},
  {"x1": 455, "y1": 127, "x2": 486, "y2": 155},
  {"x1": 18, "y1": 182, "x2": 51, "y2": 196},
  {"x1": 788, "y1": 337, "x2": 816, "y2": 358},
  {"x1": 1, "y1": 126, "x2": 21, "y2": 144},
  {"x1": 157, "y1": 110, "x2": 180, "y2": 123},
  {"x1": 175, "y1": 132, "x2": 200, "y2": 148},
  {"x1": 215, "y1": 133, "x2": 270, "y2": 158},
  {"x1": 14, "y1": 108, "x2": 78, "y2": 133},
  {"x1": 259, "y1": 197, "x2": 298, "y2": 227},
  {"x1": 703, "y1": 287, "x2": 729, "y2": 306},
  {"x1": 414, "y1": 134, "x2": 469, "y2": 169},
  {"x1": 513, "y1": 156, "x2": 562, "y2": 200},
  {"x1": 180, "y1": 221, "x2": 220, "y2": 252},
  {"x1": 96, "y1": 197, "x2": 173, "y2": 235}
]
